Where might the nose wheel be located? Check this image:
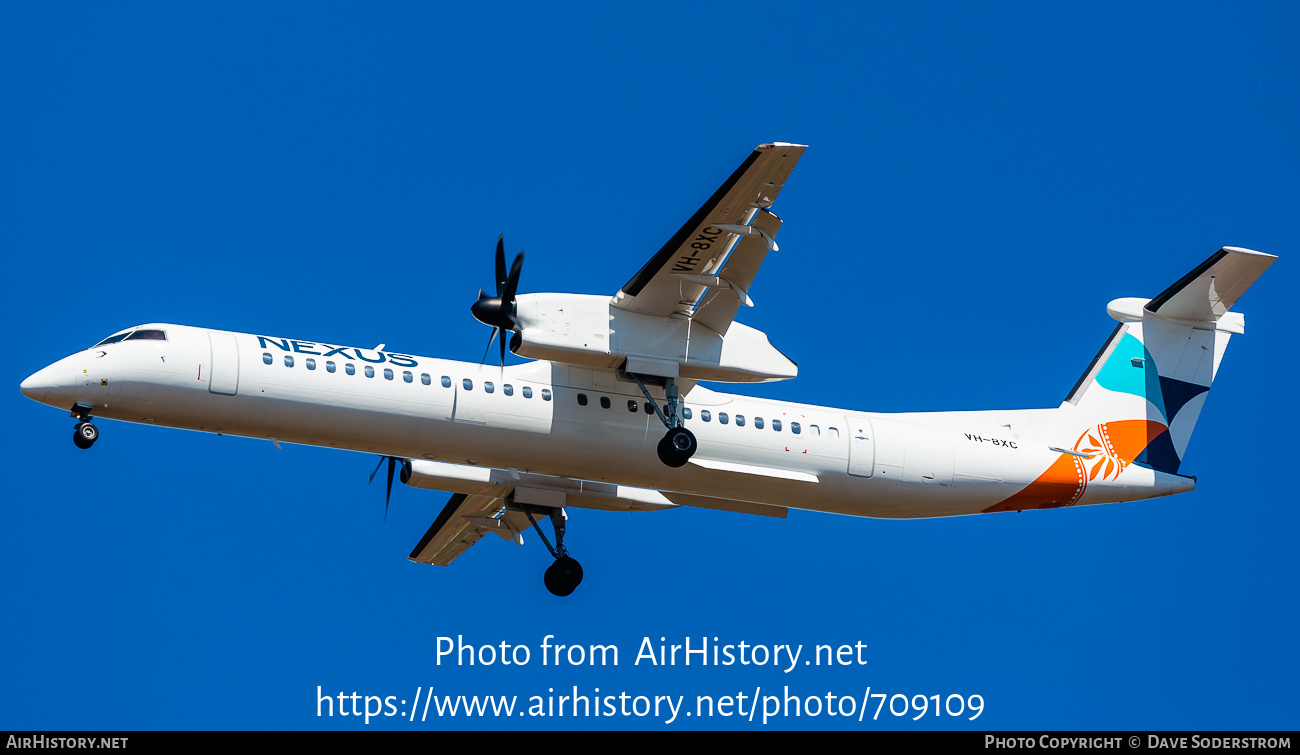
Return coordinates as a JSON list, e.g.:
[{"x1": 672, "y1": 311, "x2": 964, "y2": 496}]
[
  {"x1": 71, "y1": 407, "x2": 99, "y2": 449},
  {"x1": 73, "y1": 422, "x2": 99, "y2": 449}
]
